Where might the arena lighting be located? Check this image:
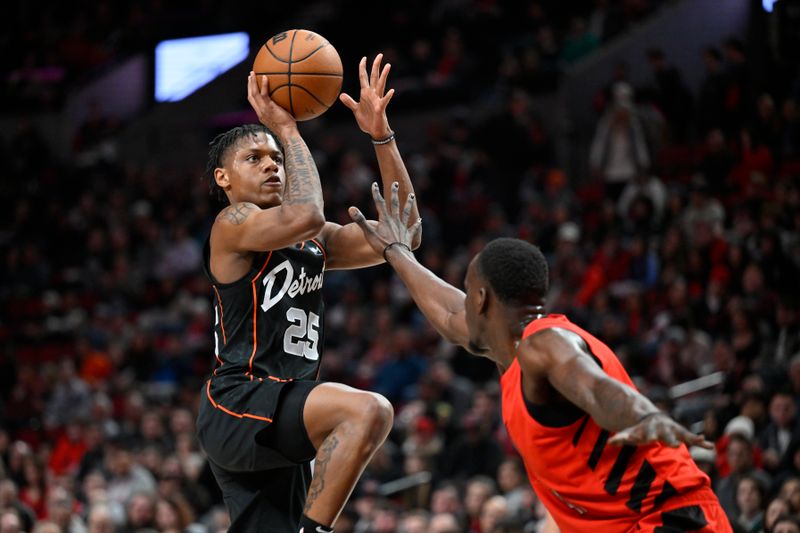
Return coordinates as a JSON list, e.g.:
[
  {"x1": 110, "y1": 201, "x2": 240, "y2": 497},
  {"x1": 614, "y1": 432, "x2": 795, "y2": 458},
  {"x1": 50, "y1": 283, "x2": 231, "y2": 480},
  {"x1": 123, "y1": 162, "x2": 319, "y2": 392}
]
[
  {"x1": 762, "y1": 0, "x2": 780, "y2": 12},
  {"x1": 155, "y1": 32, "x2": 249, "y2": 102}
]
